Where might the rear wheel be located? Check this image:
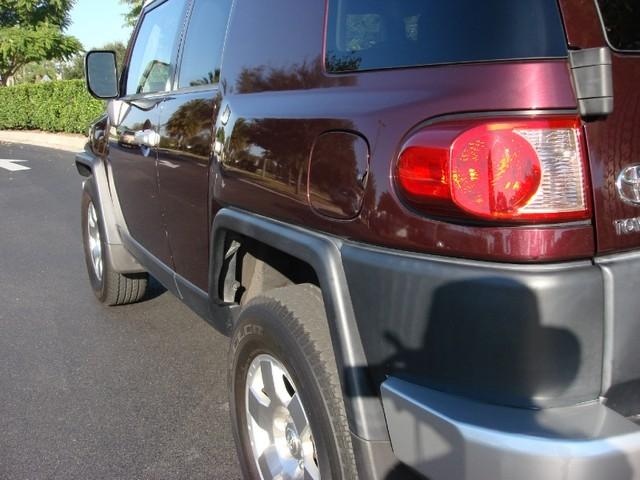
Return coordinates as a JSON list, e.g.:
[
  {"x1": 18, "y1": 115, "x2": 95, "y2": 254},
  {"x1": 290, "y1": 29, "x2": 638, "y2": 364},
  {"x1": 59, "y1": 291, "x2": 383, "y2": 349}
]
[
  {"x1": 245, "y1": 353, "x2": 320, "y2": 478},
  {"x1": 81, "y1": 188, "x2": 148, "y2": 305},
  {"x1": 229, "y1": 284, "x2": 357, "y2": 479}
]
